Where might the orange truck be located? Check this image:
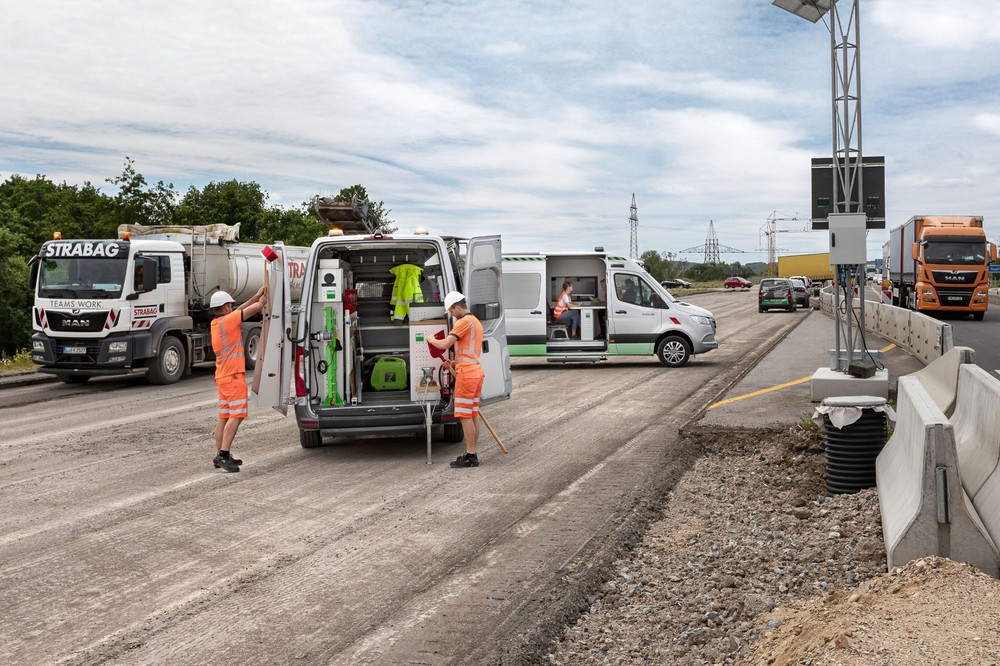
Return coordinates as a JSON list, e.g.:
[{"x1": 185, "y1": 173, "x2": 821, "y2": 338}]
[{"x1": 886, "y1": 215, "x2": 996, "y2": 320}]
